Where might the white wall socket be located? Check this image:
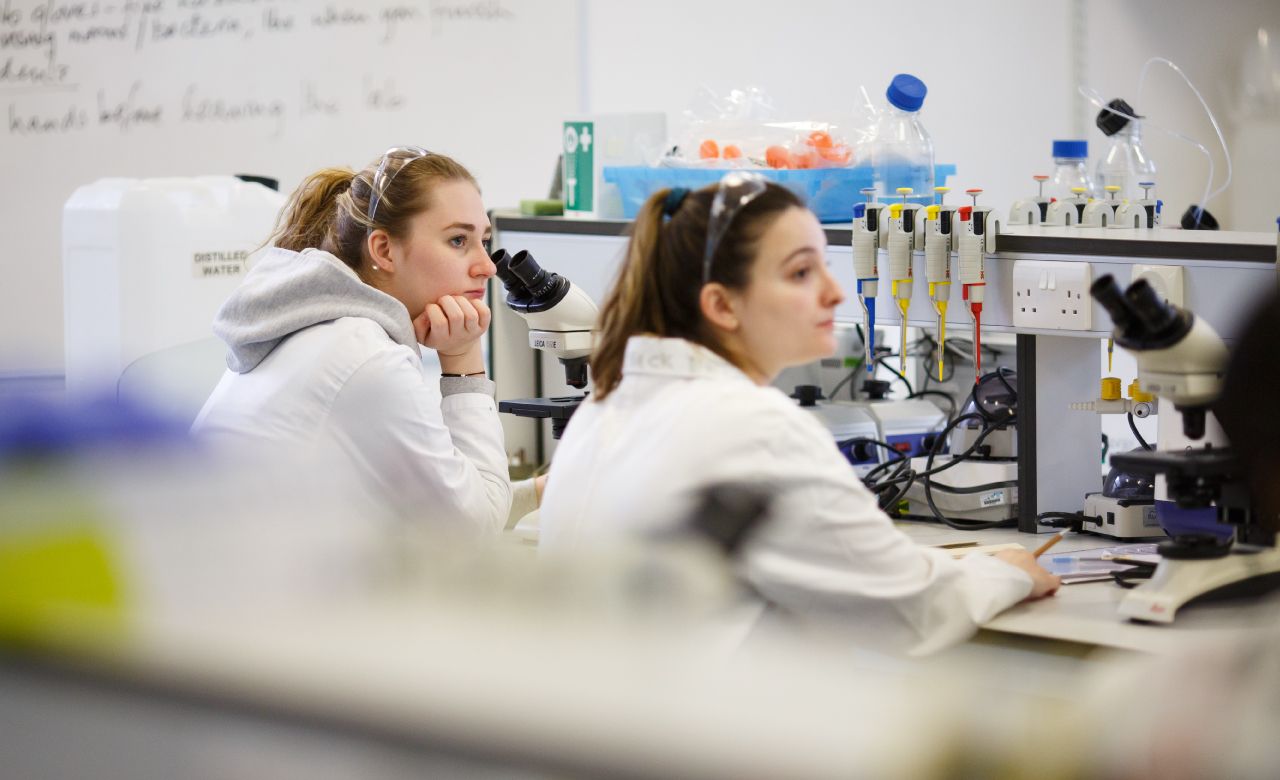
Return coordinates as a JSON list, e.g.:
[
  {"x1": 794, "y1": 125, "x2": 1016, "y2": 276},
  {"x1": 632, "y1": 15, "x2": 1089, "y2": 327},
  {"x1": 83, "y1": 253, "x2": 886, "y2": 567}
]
[
  {"x1": 1131, "y1": 264, "x2": 1184, "y2": 308},
  {"x1": 1011, "y1": 260, "x2": 1093, "y2": 331}
]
